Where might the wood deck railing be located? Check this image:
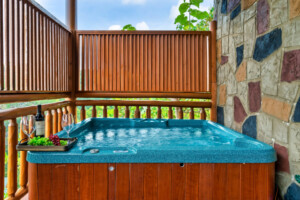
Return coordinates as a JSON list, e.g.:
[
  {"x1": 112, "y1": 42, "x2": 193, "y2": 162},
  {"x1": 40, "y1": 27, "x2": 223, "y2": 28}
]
[
  {"x1": 0, "y1": 0, "x2": 217, "y2": 197},
  {"x1": 0, "y1": 101, "x2": 71, "y2": 199},
  {"x1": 0, "y1": 0, "x2": 71, "y2": 95}
]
